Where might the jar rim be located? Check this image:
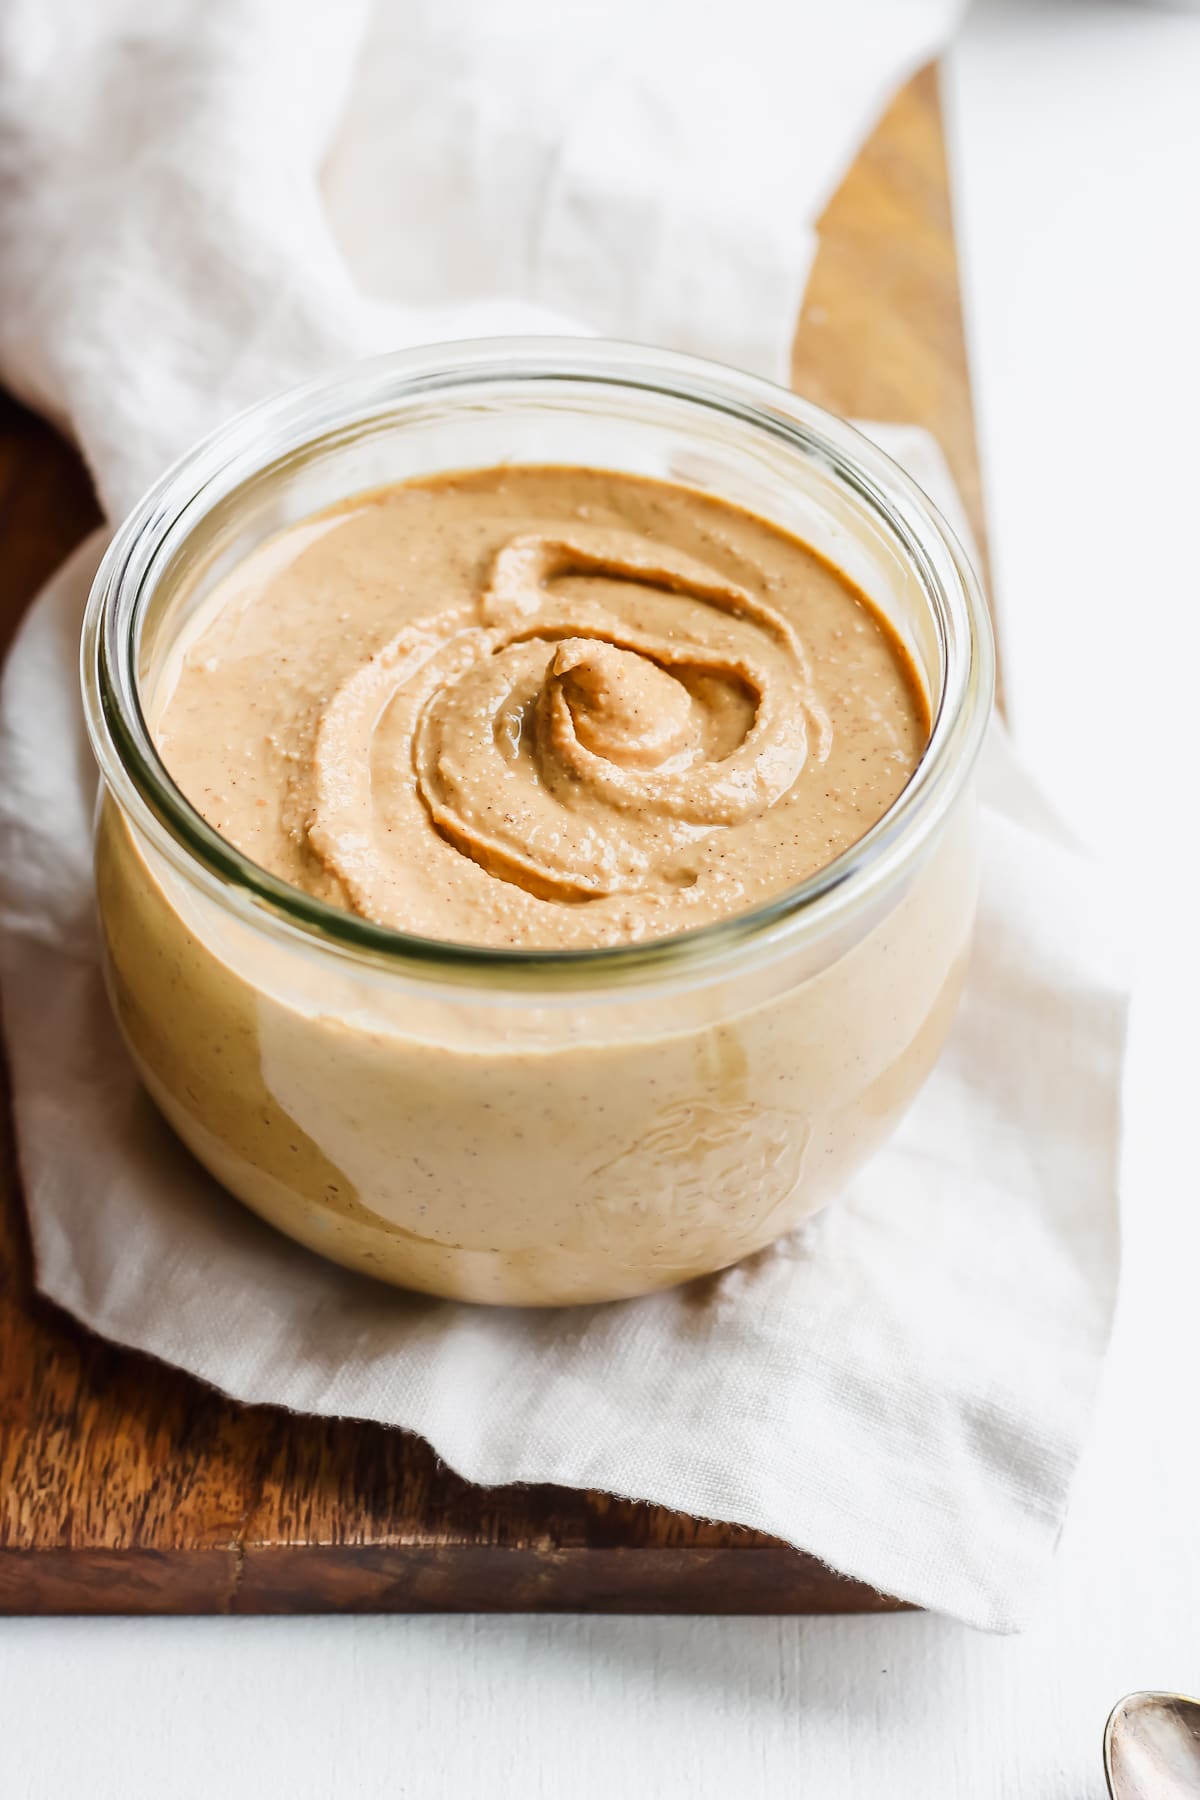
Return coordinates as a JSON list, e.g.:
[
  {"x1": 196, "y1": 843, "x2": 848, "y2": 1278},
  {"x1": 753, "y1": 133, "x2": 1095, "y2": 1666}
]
[{"x1": 81, "y1": 337, "x2": 994, "y2": 994}]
